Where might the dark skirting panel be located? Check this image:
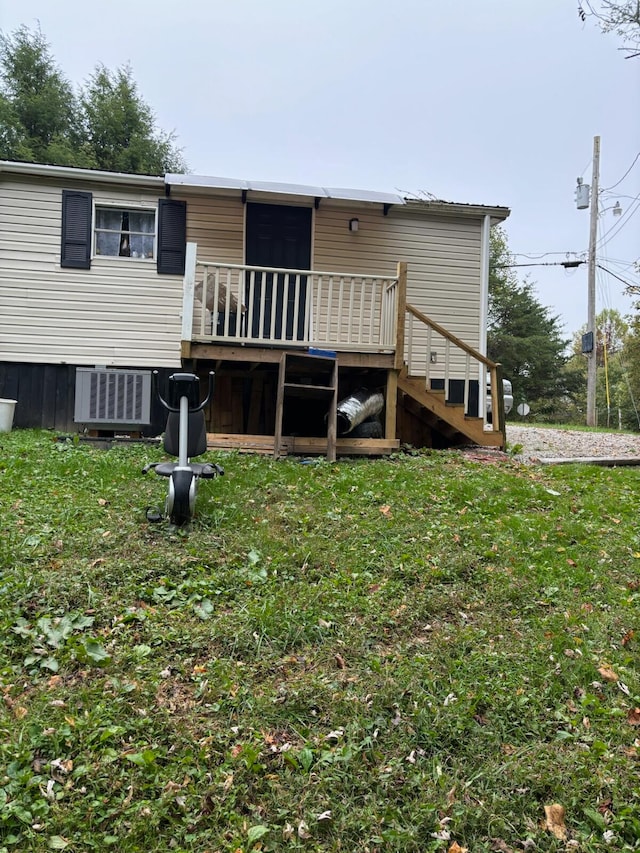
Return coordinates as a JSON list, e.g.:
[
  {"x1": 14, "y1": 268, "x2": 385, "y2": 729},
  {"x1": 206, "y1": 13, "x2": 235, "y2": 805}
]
[
  {"x1": 430, "y1": 378, "x2": 480, "y2": 418},
  {"x1": 0, "y1": 363, "x2": 174, "y2": 435}
]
